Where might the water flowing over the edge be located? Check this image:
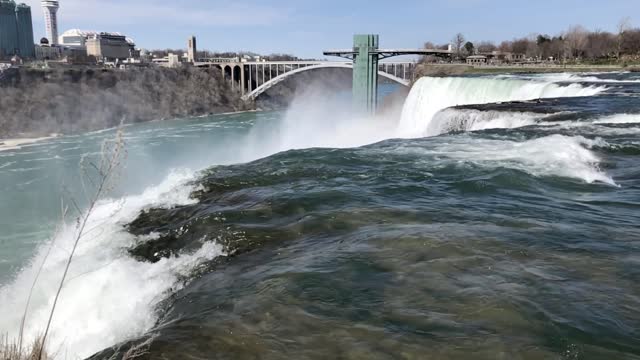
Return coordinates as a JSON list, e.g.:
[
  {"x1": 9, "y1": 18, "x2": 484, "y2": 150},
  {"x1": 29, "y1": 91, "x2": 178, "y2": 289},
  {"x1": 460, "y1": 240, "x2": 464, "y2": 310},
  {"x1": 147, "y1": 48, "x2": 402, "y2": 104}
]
[
  {"x1": 399, "y1": 76, "x2": 606, "y2": 137},
  {"x1": 0, "y1": 170, "x2": 225, "y2": 357},
  {"x1": 0, "y1": 75, "x2": 629, "y2": 359}
]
